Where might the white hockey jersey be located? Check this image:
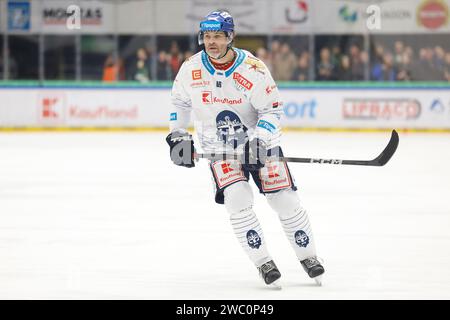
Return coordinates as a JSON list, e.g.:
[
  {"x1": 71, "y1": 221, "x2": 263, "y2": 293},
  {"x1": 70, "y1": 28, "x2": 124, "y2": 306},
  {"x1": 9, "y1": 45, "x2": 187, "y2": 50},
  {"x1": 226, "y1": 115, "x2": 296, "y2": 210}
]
[{"x1": 169, "y1": 48, "x2": 283, "y2": 153}]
